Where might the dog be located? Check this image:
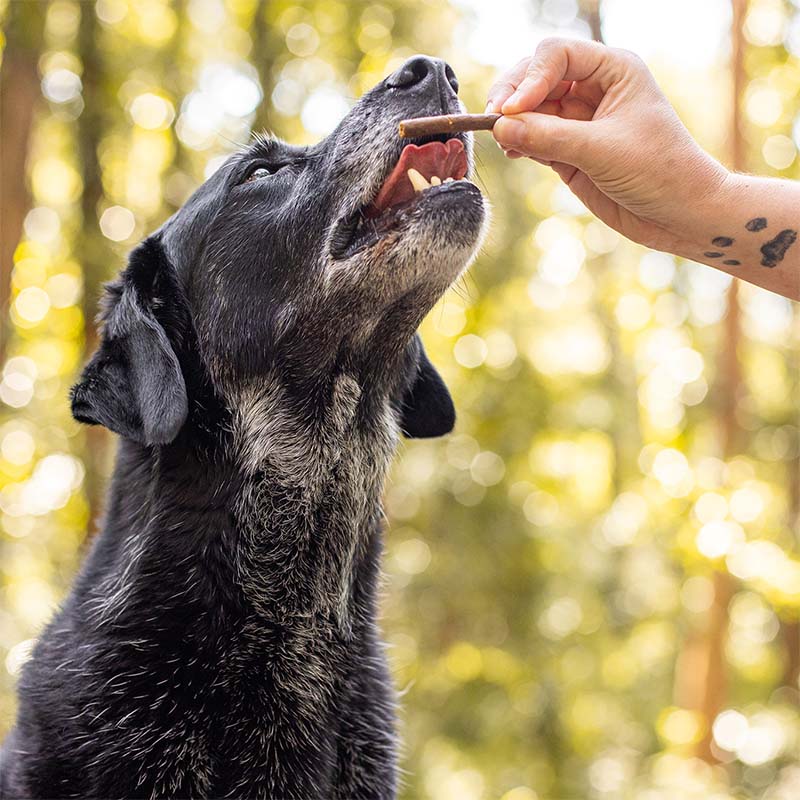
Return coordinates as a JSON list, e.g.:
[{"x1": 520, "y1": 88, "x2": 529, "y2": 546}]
[{"x1": 0, "y1": 55, "x2": 487, "y2": 799}]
